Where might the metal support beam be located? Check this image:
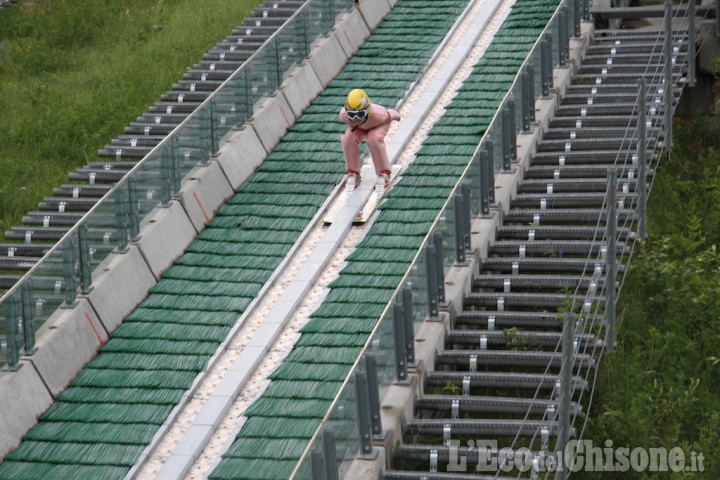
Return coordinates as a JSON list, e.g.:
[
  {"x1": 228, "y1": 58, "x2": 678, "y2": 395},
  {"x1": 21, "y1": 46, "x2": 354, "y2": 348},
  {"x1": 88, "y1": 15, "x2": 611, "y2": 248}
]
[
  {"x1": 364, "y1": 355, "x2": 382, "y2": 436},
  {"x1": 402, "y1": 287, "x2": 415, "y2": 364},
  {"x1": 322, "y1": 429, "x2": 339, "y2": 480},
  {"x1": 21, "y1": 282, "x2": 36, "y2": 355},
  {"x1": 392, "y1": 303, "x2": 408, "y2": 382},
  {"x1": 638, "y1": 79, "x2": 648, "y2": 242},
  {"x1": 555, "y1": 312, "x2": 575, "y2": 480},
  {"x1": 62, "y1": 237, "x2": 77, "y2": 306},
  {"x1": 508, "y1": 100, "x2": 517, "y2": 162},
  {"x1": 521, "y1": 69, "x2": 531, "y2": 132},
  {"x1": 425, "y1": 244, "x2": 440, "y2": 319},
  {"x1": 559, "y1": 7, "x2": 568, "y2": 67},
  {"x1": 78, "y1": 224, "x2": 92, "y2": 294},
  {"x1": 689, "y1": 0, "x2": 696, "y2": 88},
  {"x1": 486, "y1": 140, "x2": 495, "y2": 204},
  {"x1": 502, "y1": 106, "x2": 512, "y2": 171},
  {"x1": 454, "y1": 194, "x2": 466, "y2": 264},
  {"x1": 3, "y1": 294, "x2": 21, "y2": 371},
  {"x1": 664, "y1": 0, "x2": 673, "y2": 151},
  {"x1": 354, "y1": 371, "x2": 373, "y2": 455},
  {"x1": 310, "y1": 449, "x2": 326, "y2": 480},
  {"x1": 605, "y1": 170, "x2": 617, "y2": 353},
  {"x1": 479, "y1": 149, "x2": 490, "y2": 215},
  {"x1": 541, "y1": 38, "x2": 550, "y2": 98},
  {"x1": 433, "y1": 232, "x2": 446, "y2": 304},
  {"x1": 527, "y1": 64, "x2": 536, "y2": 123}
]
